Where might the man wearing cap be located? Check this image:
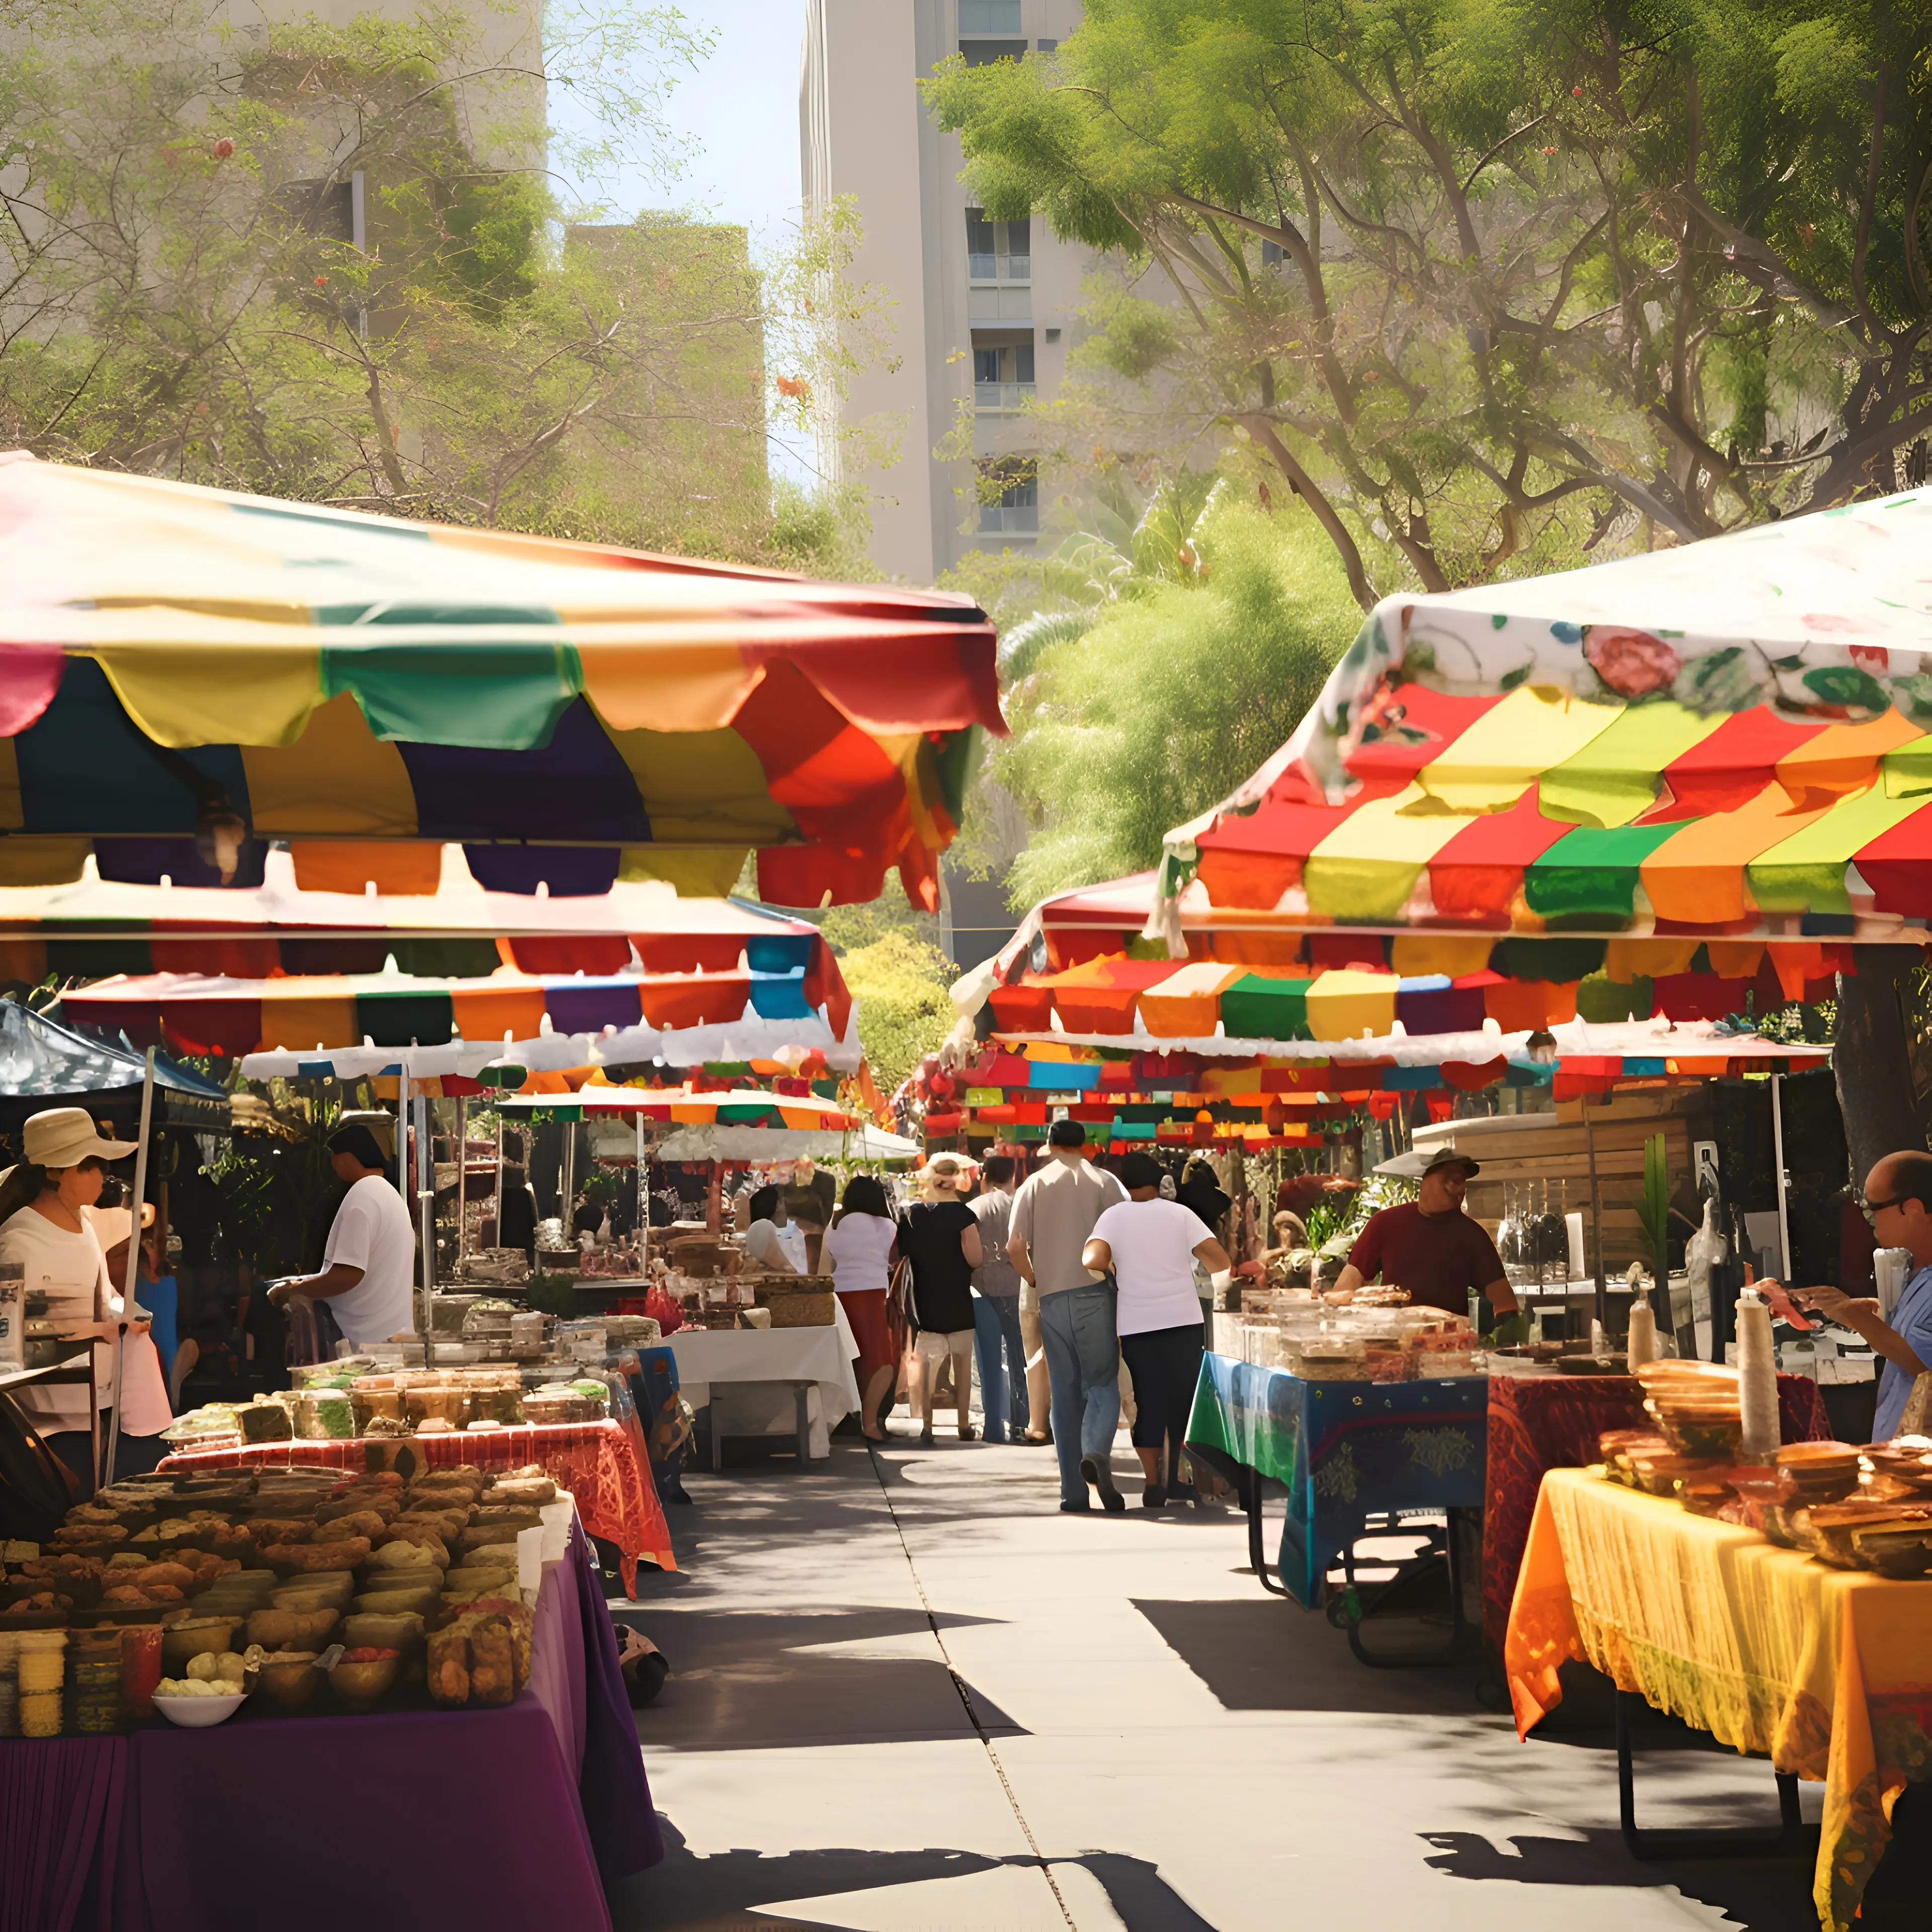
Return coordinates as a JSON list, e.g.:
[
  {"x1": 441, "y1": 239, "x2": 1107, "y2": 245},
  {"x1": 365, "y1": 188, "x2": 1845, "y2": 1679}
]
[
  {"x1": 1333, "y1": 1147, "x2": 1519, "y2": 1323},
  {"x1": 1007, "y1": 1120, "x2": 1129, "y2": 1512},
  {"x1": 267, "y1": 1124, "x2": 417, "y2": 1348}
]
